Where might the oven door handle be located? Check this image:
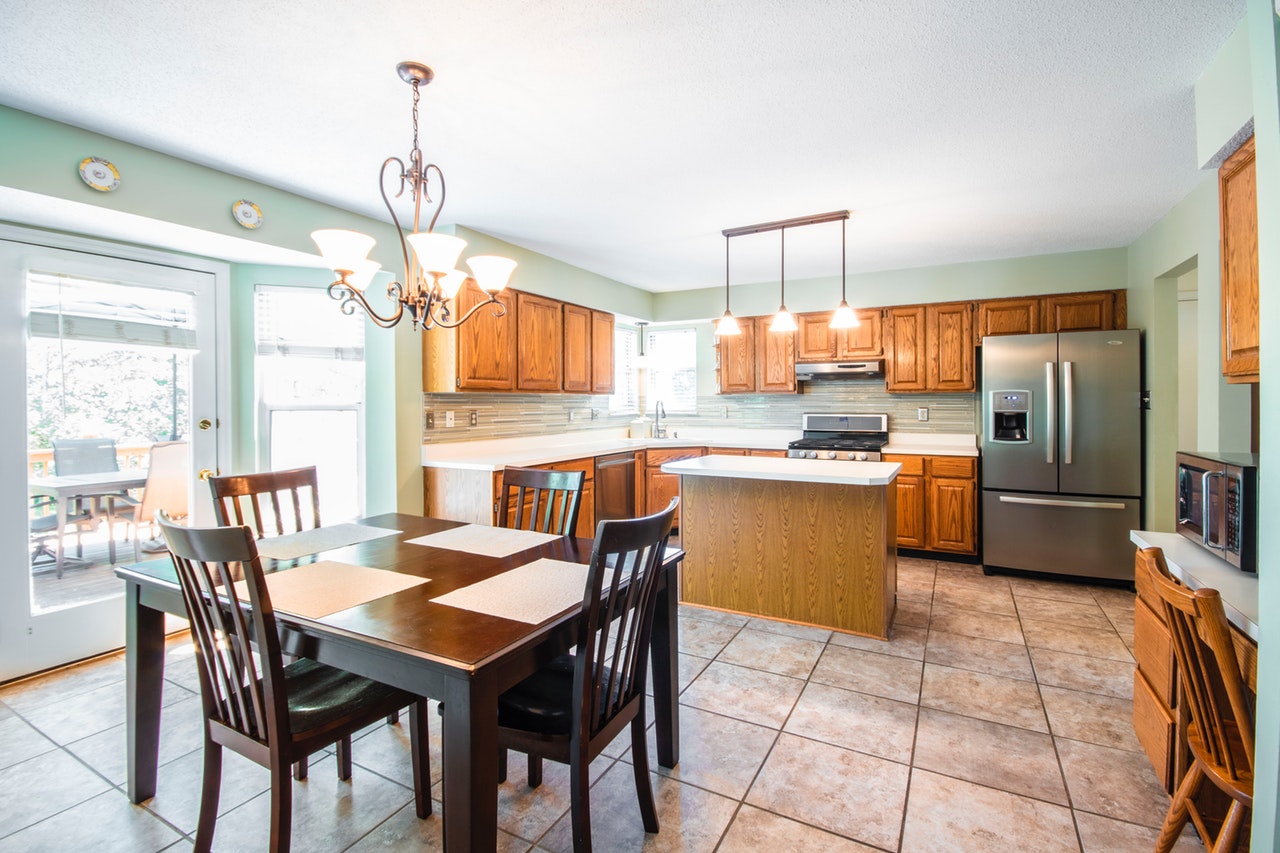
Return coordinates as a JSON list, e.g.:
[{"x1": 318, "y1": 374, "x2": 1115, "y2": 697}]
[{"x1": 1202, "y1": 470, "x2": 1224, "y2": 550}]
